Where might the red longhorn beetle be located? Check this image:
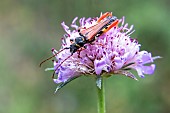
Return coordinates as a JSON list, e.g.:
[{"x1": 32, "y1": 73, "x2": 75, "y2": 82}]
[{"x1": 40, "y1": 12, "x2": 119, "y2": 78}]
